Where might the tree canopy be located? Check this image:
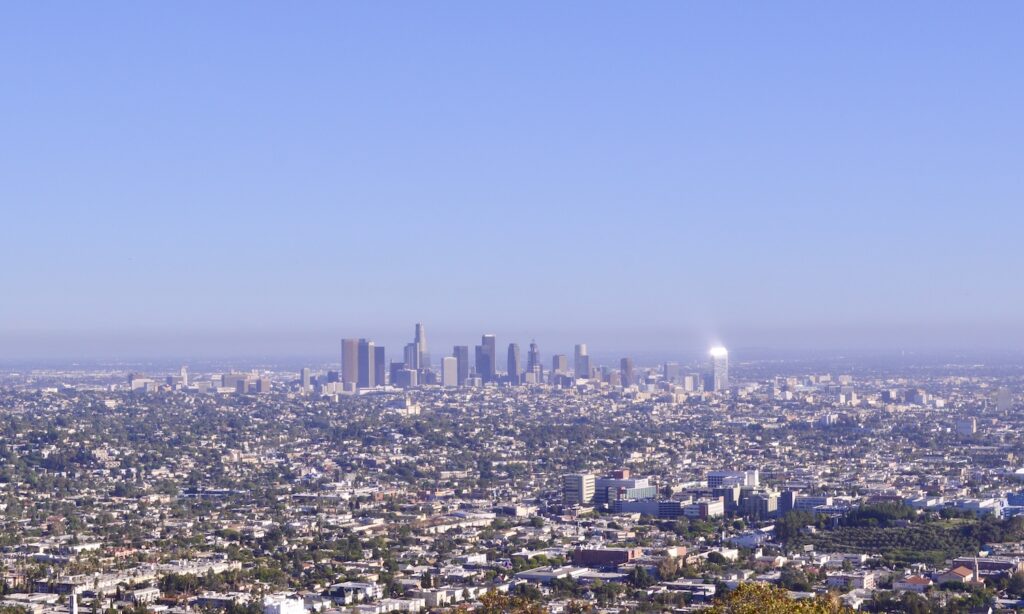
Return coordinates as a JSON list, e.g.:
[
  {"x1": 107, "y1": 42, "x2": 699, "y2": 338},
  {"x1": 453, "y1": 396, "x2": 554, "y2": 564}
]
[{"x1": 707, "y1": 583, "x2": 851, "y2": 614}]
